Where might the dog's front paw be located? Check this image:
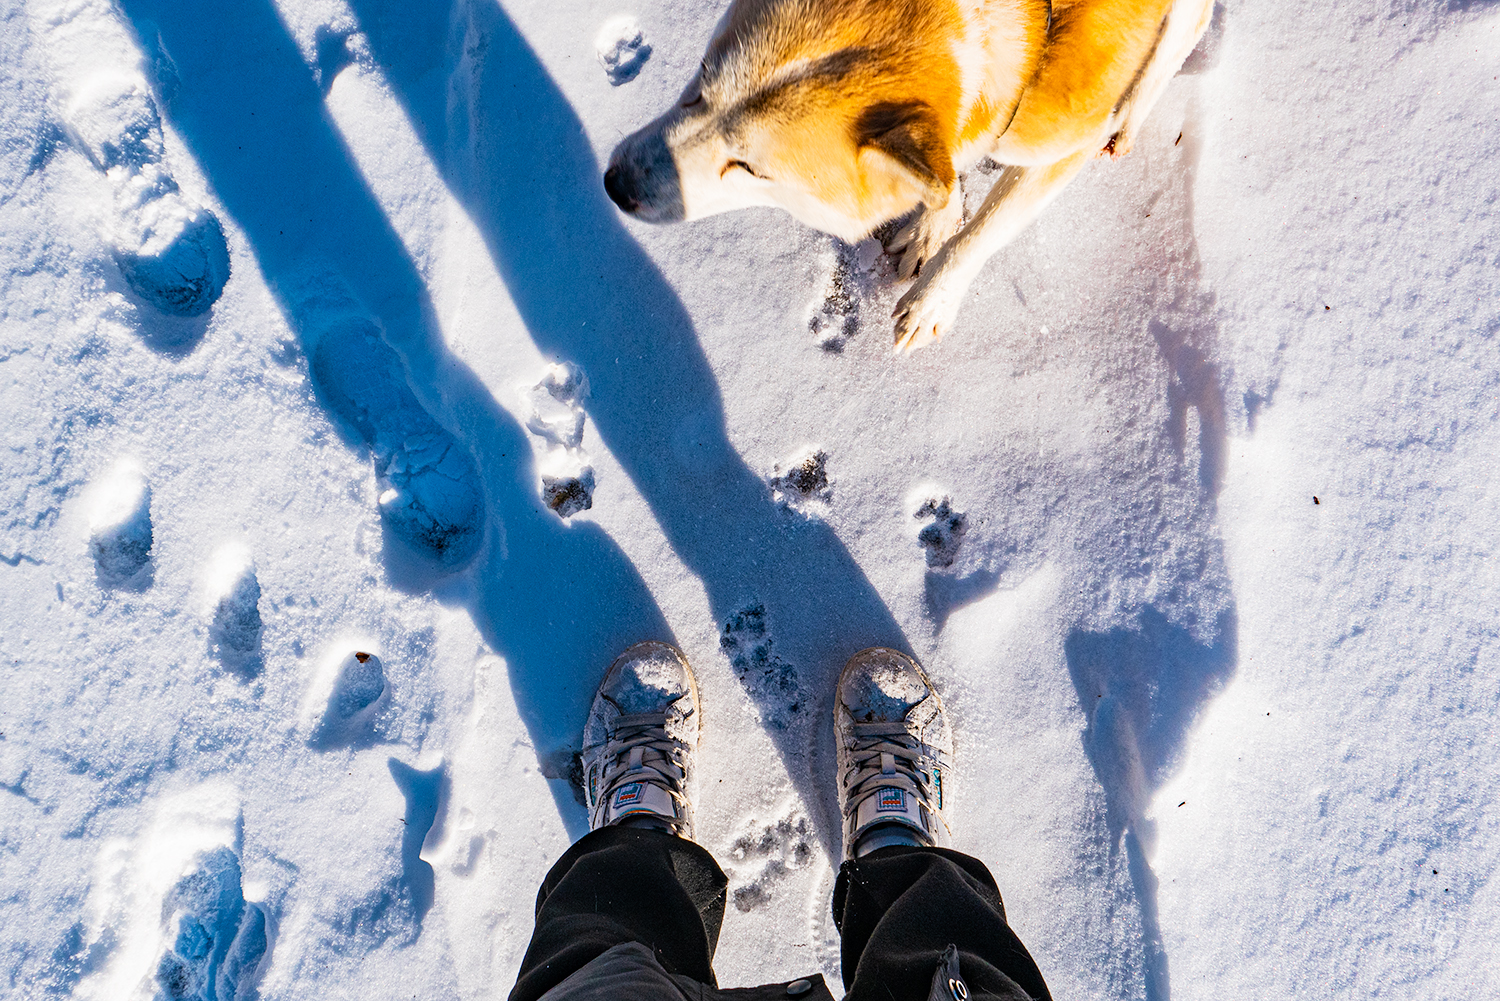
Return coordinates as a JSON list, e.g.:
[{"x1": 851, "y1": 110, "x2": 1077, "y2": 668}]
[
  {"x1": 892, "y1": 269, "x2": 965, "y2": 353},
  {"x1": 885, "y1": 196, "x2": 962, "y2": 280}
]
